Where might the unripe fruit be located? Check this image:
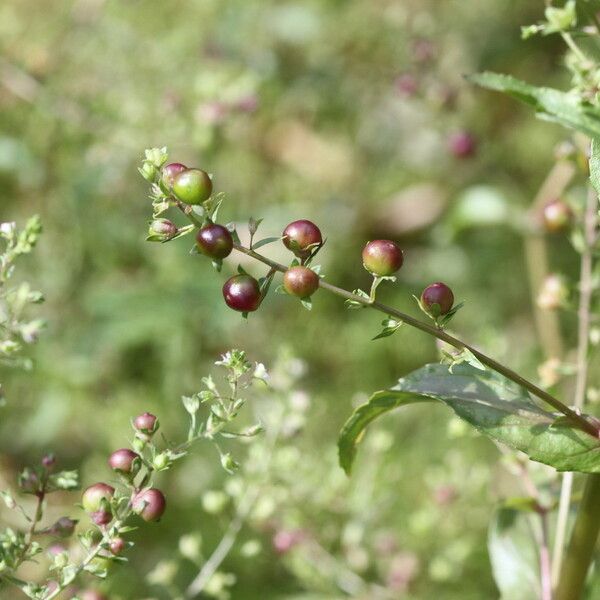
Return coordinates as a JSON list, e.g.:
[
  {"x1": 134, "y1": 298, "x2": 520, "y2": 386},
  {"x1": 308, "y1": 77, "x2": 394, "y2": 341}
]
[
  {"x1": 133, "y1": 412, "x2": 159, "y2": 436},
  {"x1": 421, "y1": 282, "x2": 454, "y2": 316},
  {"x1": 196, "y1": 224, "x2": 233, "y2": 259},
  {"x1": 448, "y1": 131, "x2": 476, "y2": 158},
  {"x1": 109, "y1": 537, "x2": 126, "y2": 555},
  {"x1": 542, "y1": 199, "x2": 573, "y2": 233},
  {"x1": 362, "y1": 240, "x2": 404, "y2": 276},
  {"x1": 82, "y1": 483, "x2": 115, "y2": 514},
  {"x1": 172, "y1": 168, "x2": 213, "y2": 204},
  {"x1": 160, "y1": 162, "x2": 187, "y2": 190},
  {"x1": 222, "y1": 275, "x2": 261, "y2": 312},
  {"x1": 150, "y1": 219, "x2": 177, "y2": 238},
  {"x1": 282, "y1": 220, "x2": 322, "y2": 259},
  {"x1": 283, "y1": 266, "x2": 320, "y2": 298},
  {"x1": 133, "y1": 488, "x2": 166, "y2": 522},
  {"x1": 108, "y1": 449, "x2": 140, "y2": 475}
]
